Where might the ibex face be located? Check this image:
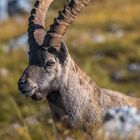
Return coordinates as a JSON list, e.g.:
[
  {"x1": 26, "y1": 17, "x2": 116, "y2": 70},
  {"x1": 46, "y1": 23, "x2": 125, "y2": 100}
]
[{"x1": 18, "y1": 42, "x2": 68, "y2": 101}]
